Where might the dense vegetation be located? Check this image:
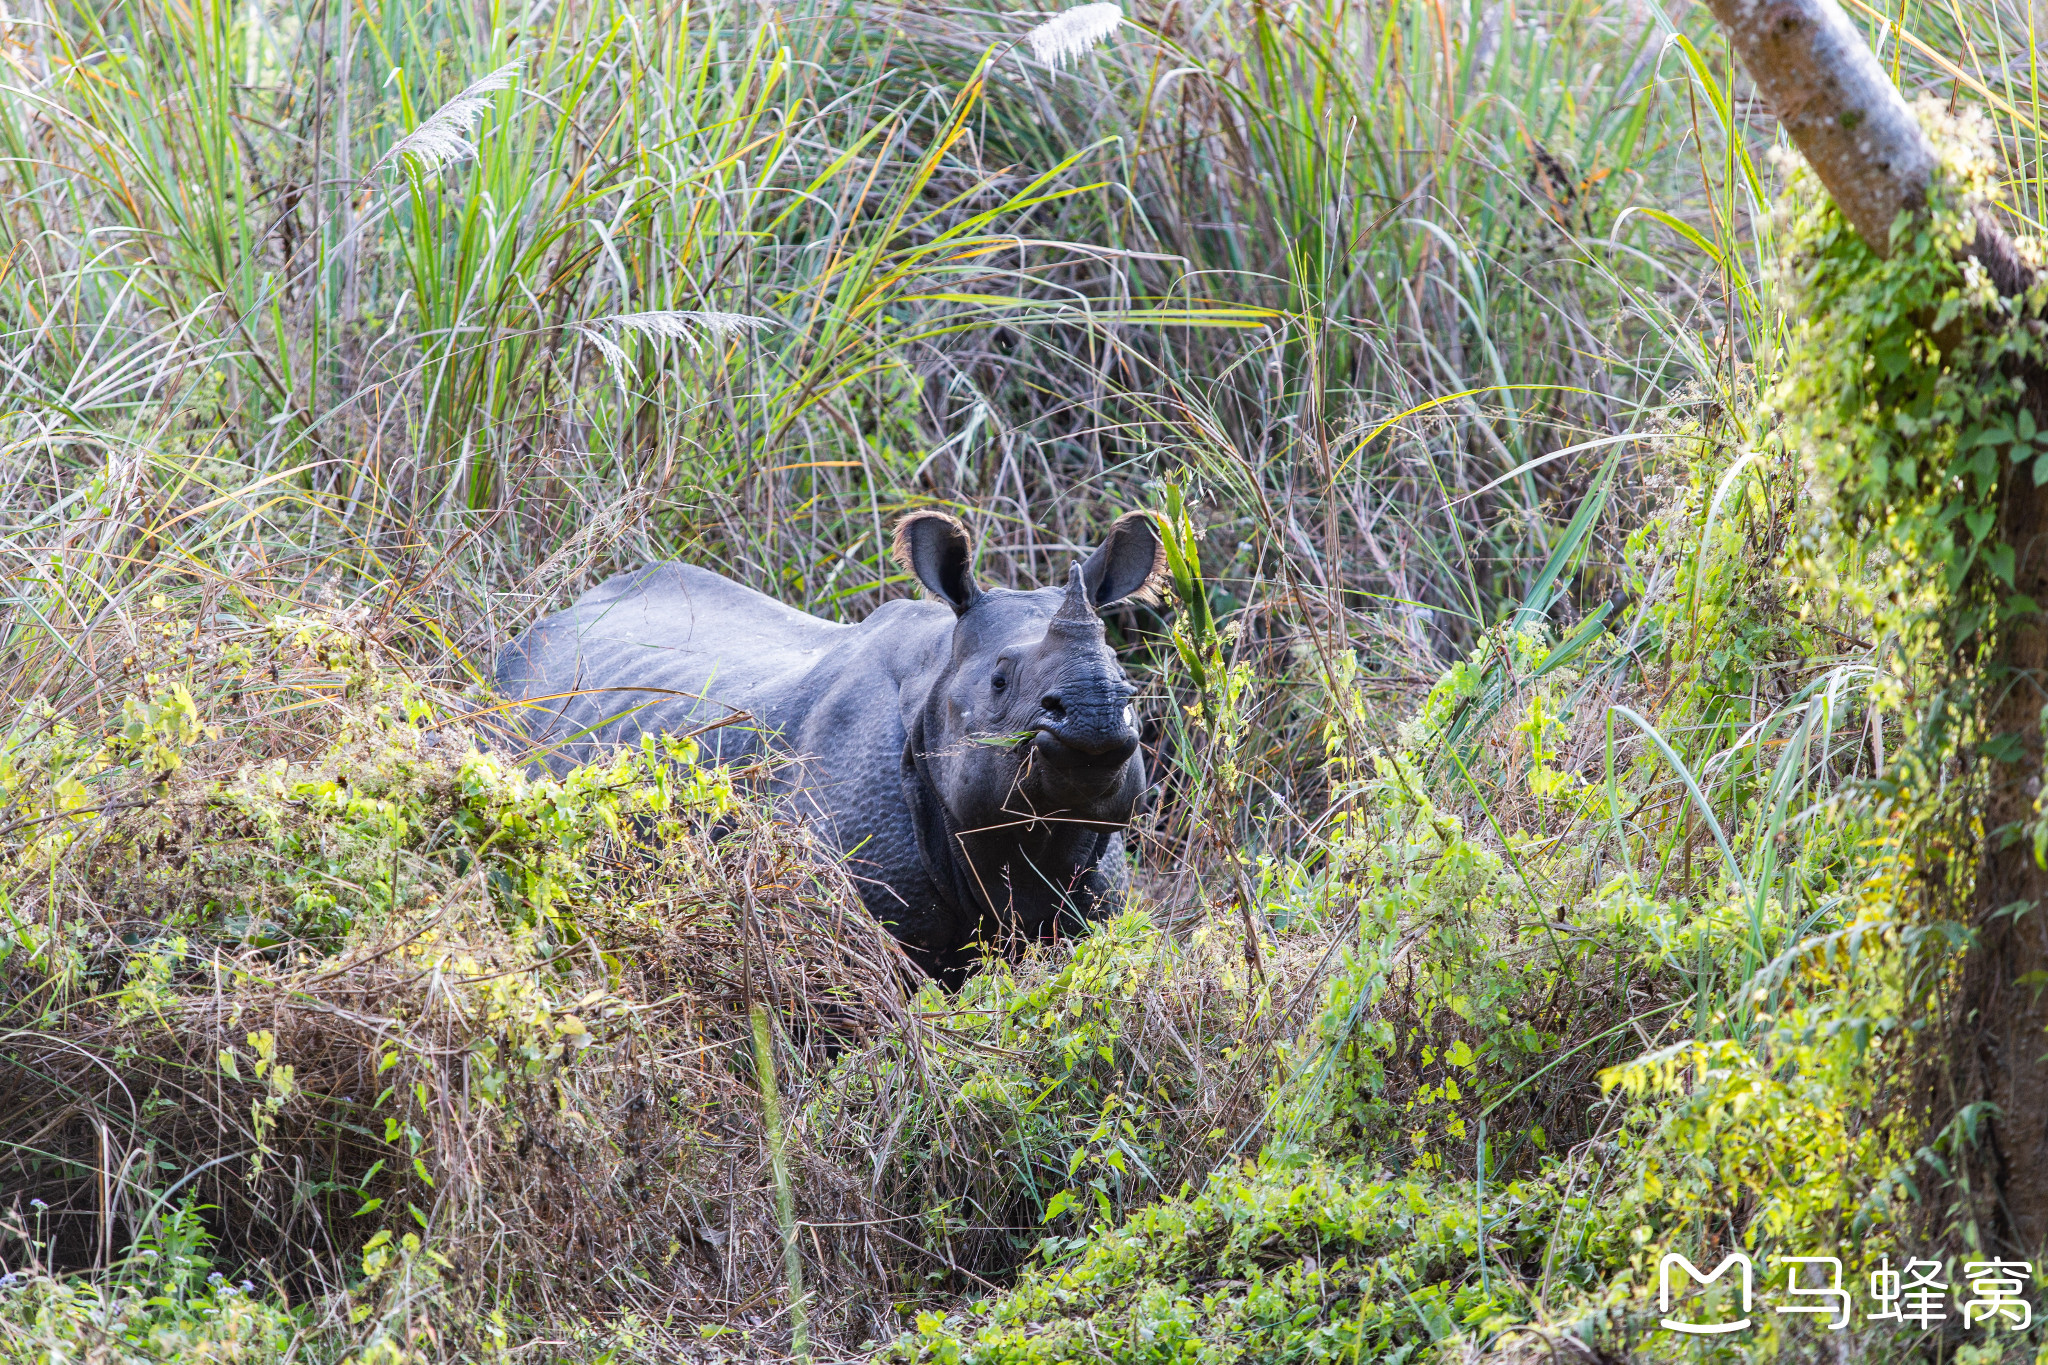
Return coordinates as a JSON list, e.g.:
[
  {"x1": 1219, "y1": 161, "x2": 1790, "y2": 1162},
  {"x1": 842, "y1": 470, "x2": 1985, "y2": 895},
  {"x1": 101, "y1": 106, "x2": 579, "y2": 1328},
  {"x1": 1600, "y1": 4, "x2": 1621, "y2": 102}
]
[{"x1": 3, "y1": 0, "x2": 2046, "y2": 1357}]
